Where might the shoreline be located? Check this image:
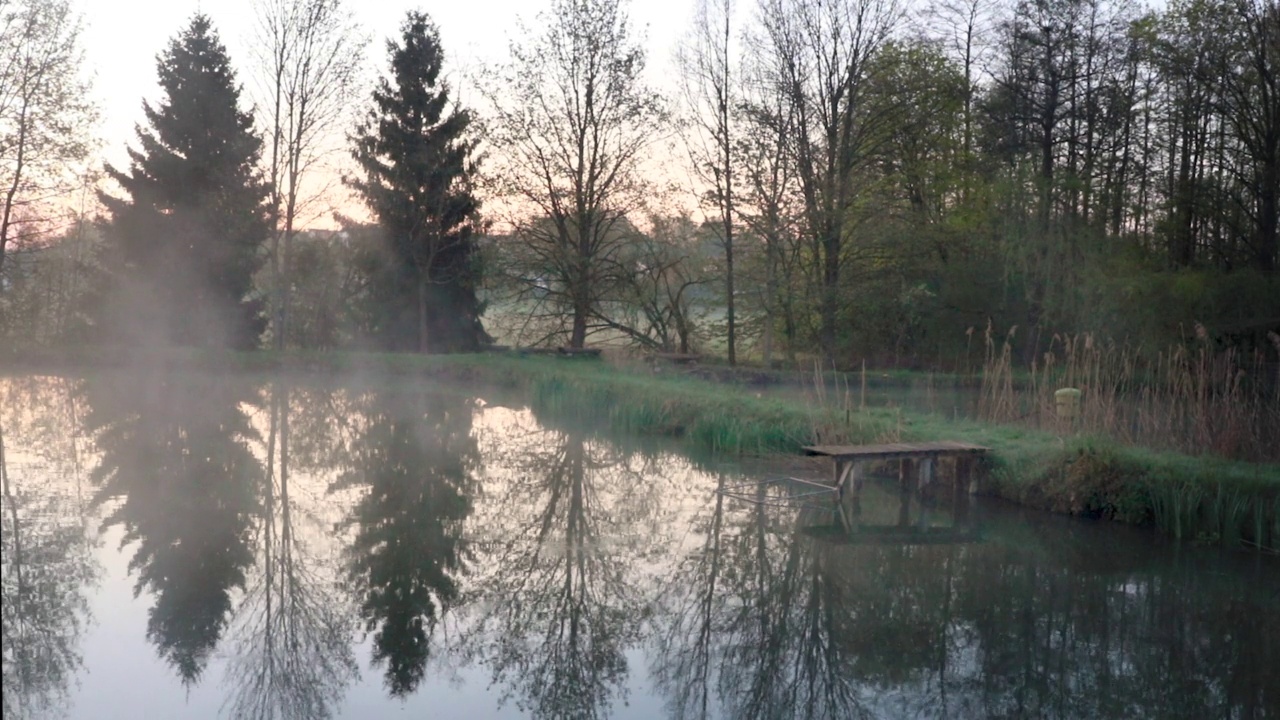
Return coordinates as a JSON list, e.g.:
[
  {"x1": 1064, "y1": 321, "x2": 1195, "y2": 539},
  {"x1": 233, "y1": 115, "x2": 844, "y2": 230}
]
[{"x1": 4, "y1": 346, "x2": 1278, "y2": 552}]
